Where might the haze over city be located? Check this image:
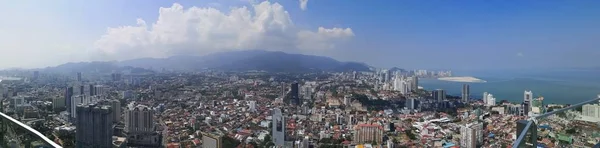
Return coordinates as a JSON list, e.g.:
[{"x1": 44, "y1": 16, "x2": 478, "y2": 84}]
[
  {"x1": 1, "y1": 0, "x2": 599, "y2": 70},
  {"x1": 2, "y1": 1, "x2": 600, "y2": 148}
]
